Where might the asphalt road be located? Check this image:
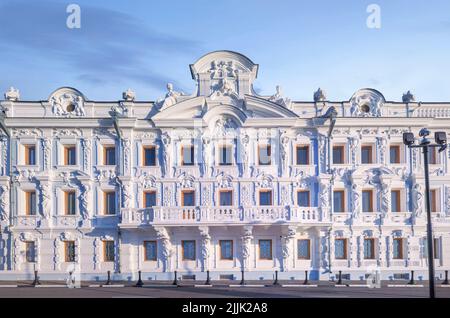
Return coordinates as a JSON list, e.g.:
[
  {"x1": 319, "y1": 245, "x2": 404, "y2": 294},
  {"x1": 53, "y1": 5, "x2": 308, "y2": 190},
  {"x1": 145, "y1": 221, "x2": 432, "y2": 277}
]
[{"x1": 0, "y1": 285, "x2": 449, "y2": 298}]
